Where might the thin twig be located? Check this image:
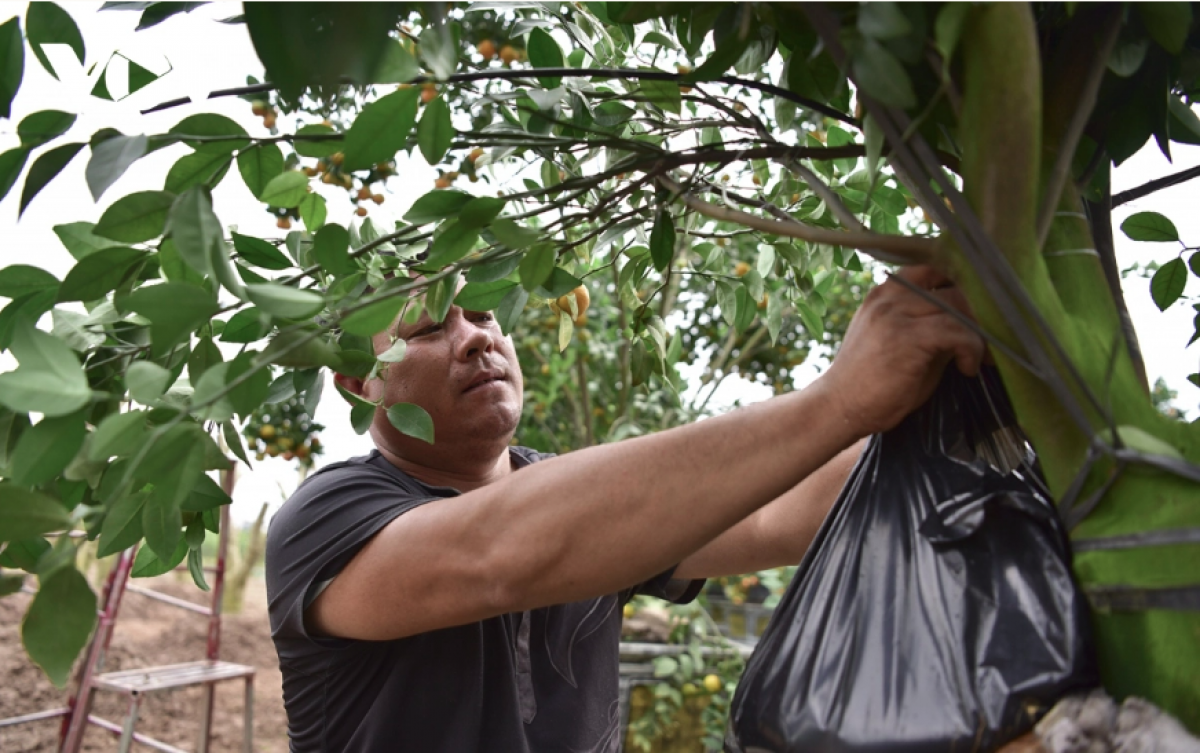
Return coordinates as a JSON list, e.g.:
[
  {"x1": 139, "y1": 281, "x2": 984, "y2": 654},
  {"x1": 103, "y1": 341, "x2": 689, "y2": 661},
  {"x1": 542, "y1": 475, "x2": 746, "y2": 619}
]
[
  {"x1": 657, "y1": 176, "x2": 935, "y2": 265},
  {"x1": 1112, "y1": 164, "x2": 1200, "y2": 207}
]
